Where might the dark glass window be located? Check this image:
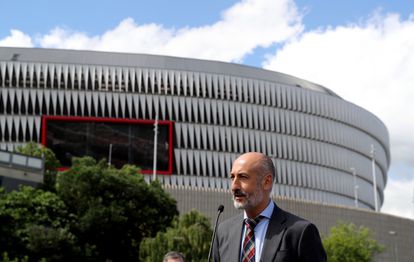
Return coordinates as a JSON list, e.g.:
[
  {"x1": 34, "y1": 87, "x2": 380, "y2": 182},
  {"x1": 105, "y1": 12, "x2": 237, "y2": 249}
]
[{"x1": 45, "y1": 119, "x2": 170, "y2": 171}]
